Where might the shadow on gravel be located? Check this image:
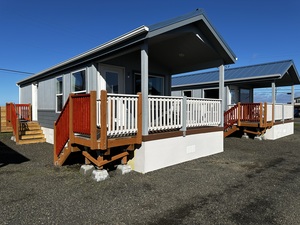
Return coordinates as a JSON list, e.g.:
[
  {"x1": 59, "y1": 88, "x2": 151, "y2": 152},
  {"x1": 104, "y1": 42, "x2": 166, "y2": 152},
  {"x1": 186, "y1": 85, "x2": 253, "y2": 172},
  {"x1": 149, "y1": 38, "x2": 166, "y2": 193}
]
[{"x1": 0, "y1": 141, "x2": 29, "y2": 168}]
